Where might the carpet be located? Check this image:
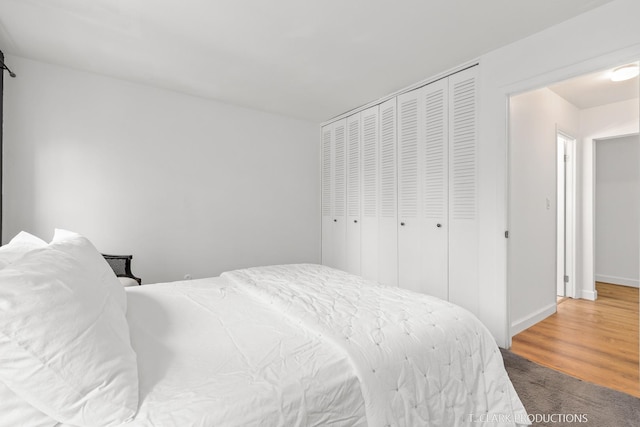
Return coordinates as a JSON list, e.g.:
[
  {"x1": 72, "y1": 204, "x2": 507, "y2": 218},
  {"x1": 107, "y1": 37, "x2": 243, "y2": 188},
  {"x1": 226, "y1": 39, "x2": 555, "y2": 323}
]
[{"x1": 500, "y1": 349, "x2": 640, "y2": 426}]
